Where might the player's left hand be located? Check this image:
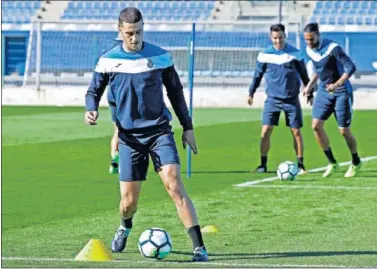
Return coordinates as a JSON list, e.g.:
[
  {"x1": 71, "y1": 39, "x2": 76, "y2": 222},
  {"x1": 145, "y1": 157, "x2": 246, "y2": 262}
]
[
  {"x1": 182, "y1": 130, "x2": 198, "y2": 154},
  {"x1": 247, "y1": 96, "x2": 253, "y2": 106},
  {"x1": 326, "y1": 83, "x2": 339, "y2": 93}
]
